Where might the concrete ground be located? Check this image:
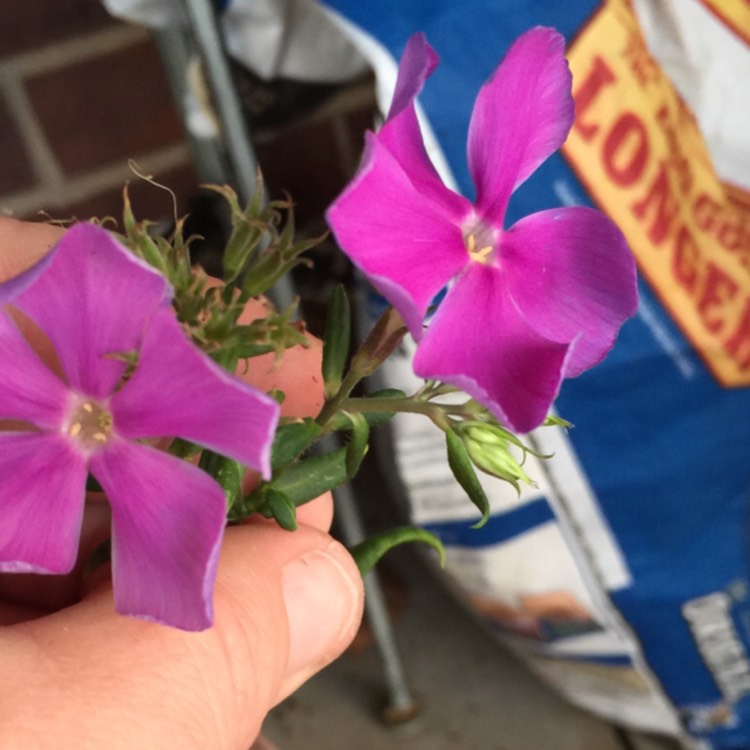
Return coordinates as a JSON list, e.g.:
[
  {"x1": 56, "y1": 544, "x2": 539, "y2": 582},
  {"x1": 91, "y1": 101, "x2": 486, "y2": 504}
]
[{"x1": 262, "y1": 543, "x2": 682, "y2": 750}]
